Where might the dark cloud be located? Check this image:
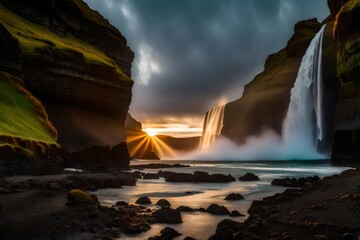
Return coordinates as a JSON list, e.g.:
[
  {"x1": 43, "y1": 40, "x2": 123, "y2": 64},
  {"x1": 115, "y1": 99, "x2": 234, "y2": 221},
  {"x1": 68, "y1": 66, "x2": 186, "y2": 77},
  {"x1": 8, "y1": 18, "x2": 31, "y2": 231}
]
[{"x1": 84, "y1": 0, "x2": 329, "y2": 119}]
